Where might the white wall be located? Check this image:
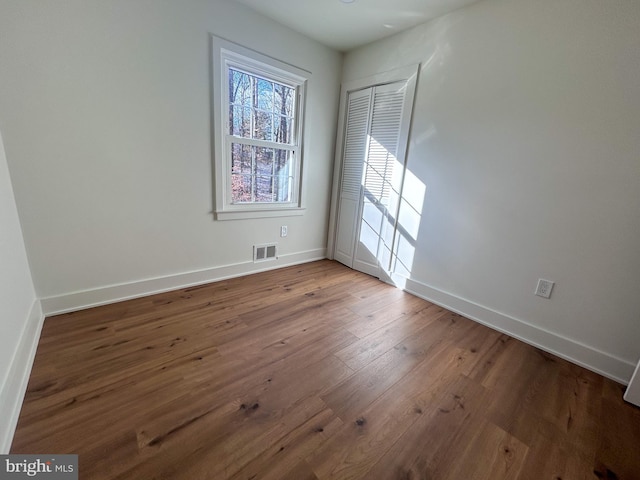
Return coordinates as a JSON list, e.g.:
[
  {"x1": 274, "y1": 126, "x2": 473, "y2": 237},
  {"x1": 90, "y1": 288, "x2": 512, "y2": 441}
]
[
  {"x1": 0, "y1": 129, "x2": 42, "y2": 452},
  {"x1": 342, "y1": 0, "x2": 640, "y2": 381},
  {"x1": 0, "y1": 0, "x2": 342, "y2": 311}
]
